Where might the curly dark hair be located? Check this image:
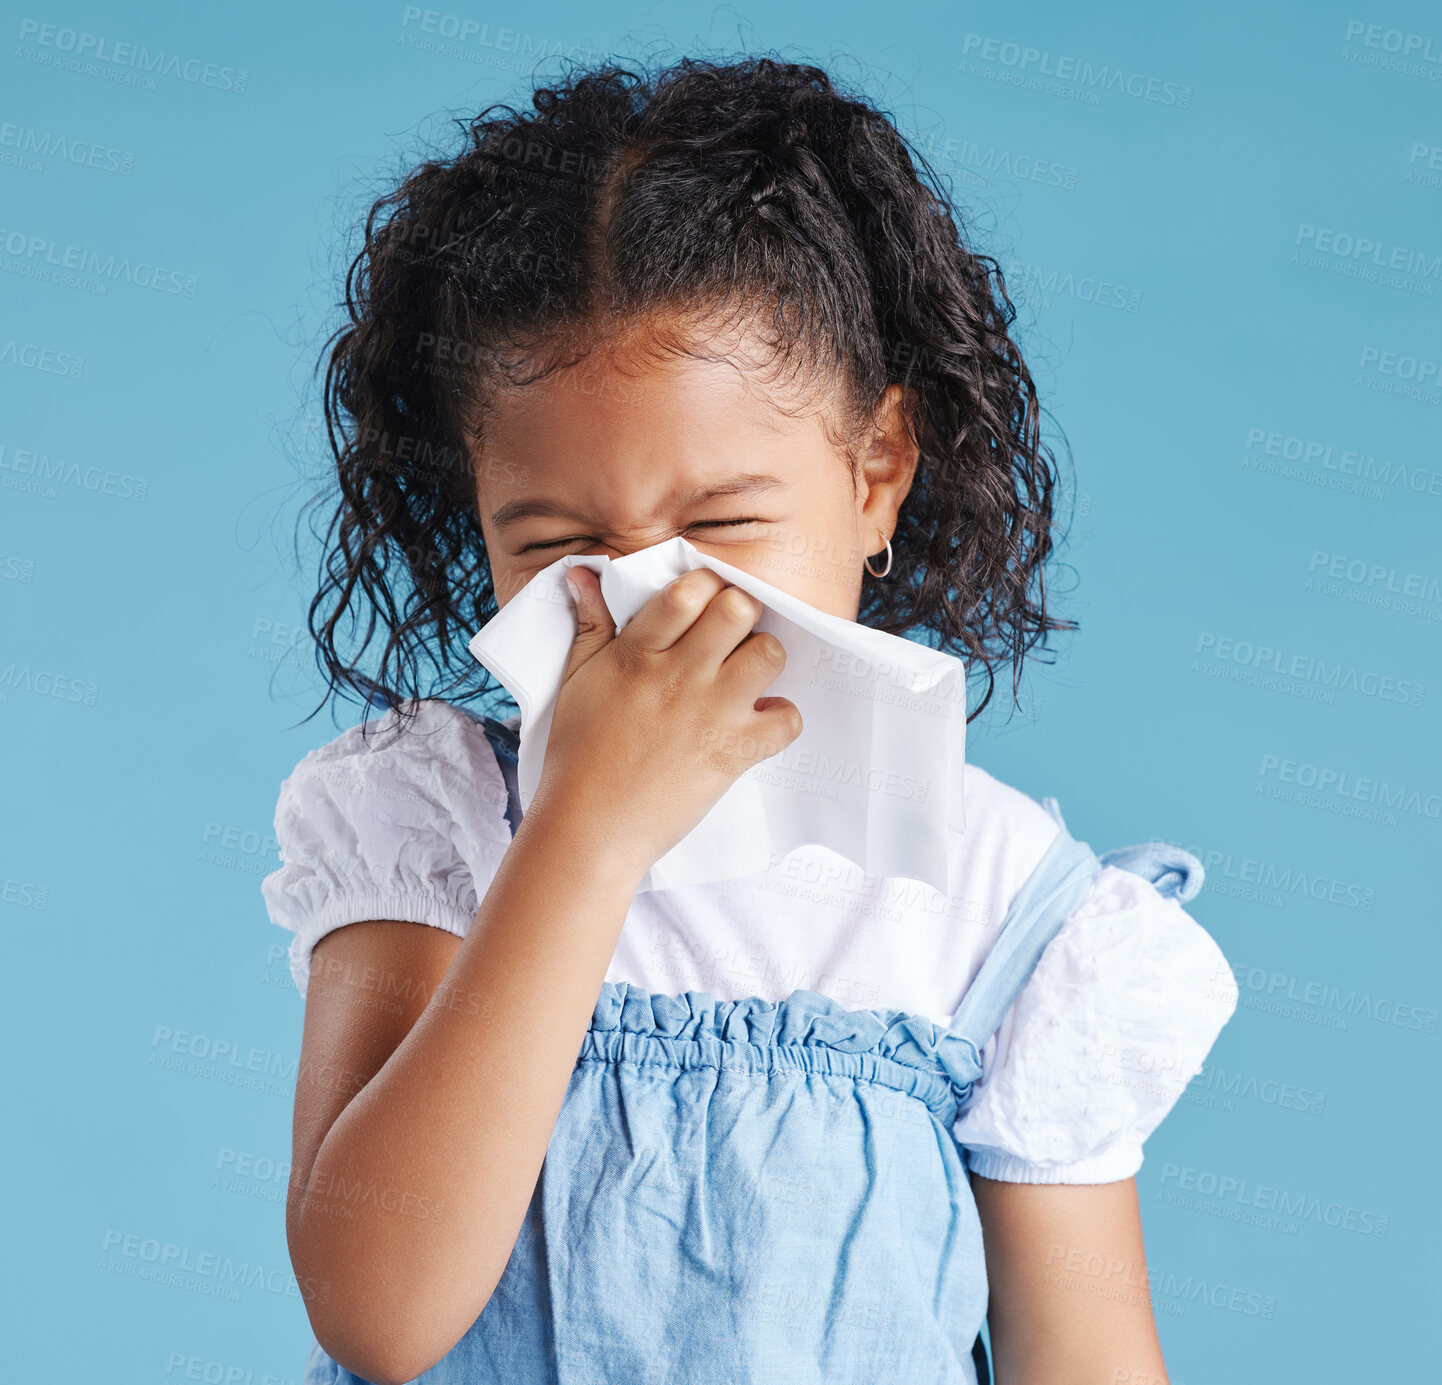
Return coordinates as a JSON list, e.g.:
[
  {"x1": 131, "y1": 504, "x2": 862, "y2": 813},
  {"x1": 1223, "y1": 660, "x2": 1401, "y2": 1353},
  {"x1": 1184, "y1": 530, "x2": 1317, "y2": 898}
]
[{"x1": 299, "y1": 53, "x2": 1077, "y2": 739}]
